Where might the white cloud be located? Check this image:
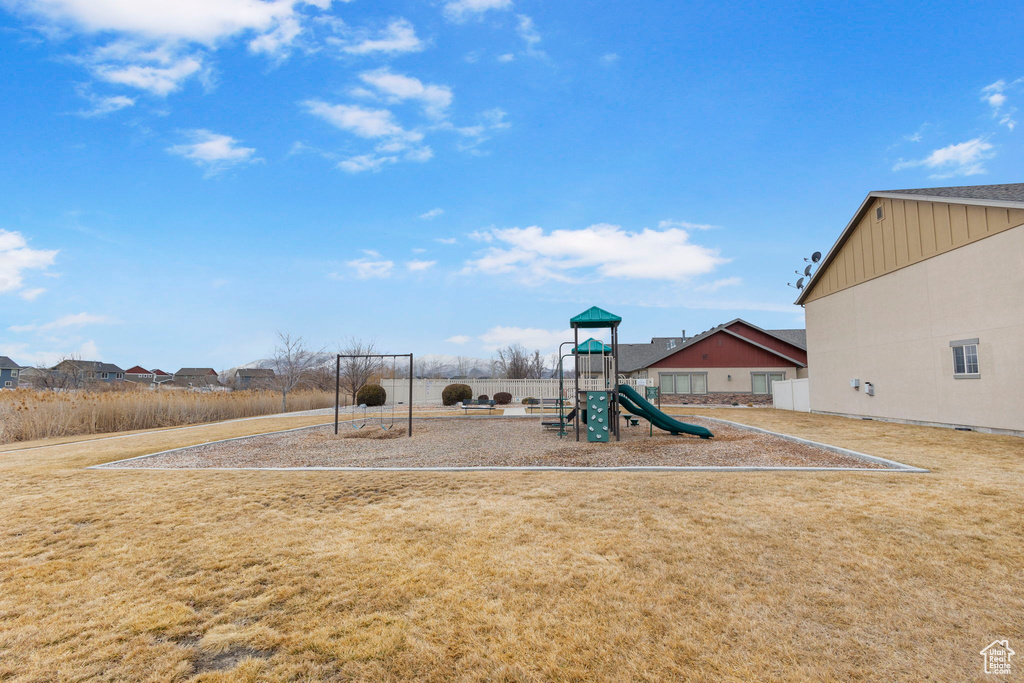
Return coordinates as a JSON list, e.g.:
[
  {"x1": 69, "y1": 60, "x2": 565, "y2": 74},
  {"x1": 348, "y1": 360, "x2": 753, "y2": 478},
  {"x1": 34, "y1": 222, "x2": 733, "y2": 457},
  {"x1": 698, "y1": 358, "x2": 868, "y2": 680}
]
[
  {"x1": 479, "y1": 326, "x2": 574, "y2": 353},
  {"x1": 332, "y1": 18, "x2": 424, "y2": 55},
  {"x1": 19, "y1": 288, "x2": 47, "y2": 301},
  {"x1": 419, "y1": 208, "x2": 444, "y2": 220},
  {"x1": 359, "y1": 68, "x2": 452, "y2": 119},
  {"x1": 304, "y1": 100, "x2": 419, "y2": 140},
  {"x1": 362, "y1": 249, "x2": 381, "y2": 257},
  {"x1": 9, "y1": 312, "x2": 113, "y2": 333},
  {"x1": 3, "y1": 339, "x2": 103, "y2": 367},
  {"x1": 93, "y1": 54, "x2": 204, "y2": 95},
  {"x1": 337, "y1": 154, "x2": 396, "y2": 172},
  {"x1": 463, "y1": 223, "x2": 727, "y2": 284},
  {"x1": 694, "y1": 276, "x2": 742, "y2": 293},
  {"x1": 497, "y1": 53, "x2": 514, "y2": 63},
  {"x1": 600, "y1": 53, "x2": 619, "y2": 65},
  {"x1": 445, "y1": 334, "x2": 471, "y2": 344},
  {"x1": 443, "y1": 0, "x2": 513, "y2": 22},
  {"x1": 77, "y1": 93, "x2": 135, "y2": 117},
  {"x1": 893, "y1": 137, "x2": 995, "y2": 178},
  {"x1": 434, "y1": 237, "x2": 458, "y2": 245},
  {"x1": 981, "y1": 79, "x2": 1019, "y2": 131},
  {"x1": 0, "y1": 230, "x2": 58, "y2": 296},
  {"x1": 406, "y1": 259, "x2": 437, "y2": 271},
  {"x1": 658, "y1": 219, "x2": 717, "y2": 230},
  {"x1": 346, "y1": 257, "x2": 393, "y2": 278},
  {"x1": 167, "y1": 129, "x2": 259, "y2": 174},
  {"x1": 8, "y1": 0, "x2": 332, "y2": 95},
  {"x1": 516, "y1": 15, "x2": 543, "y2": 58}
]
